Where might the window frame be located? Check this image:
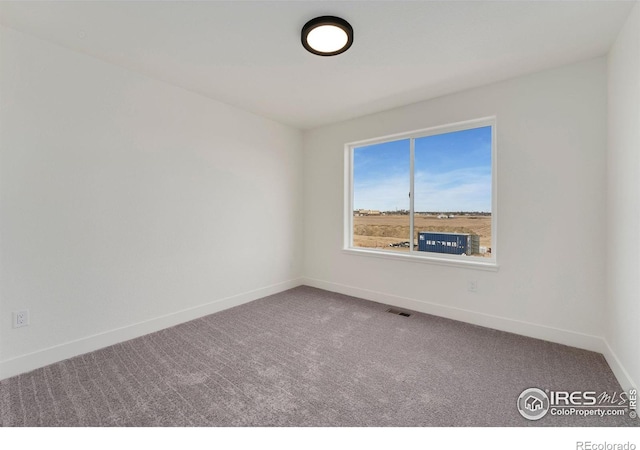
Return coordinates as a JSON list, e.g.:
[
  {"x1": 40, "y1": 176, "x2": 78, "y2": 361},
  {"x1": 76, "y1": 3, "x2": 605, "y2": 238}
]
[{"x1": 344, "y1": 116, "x2": 498, "y2": 271}]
